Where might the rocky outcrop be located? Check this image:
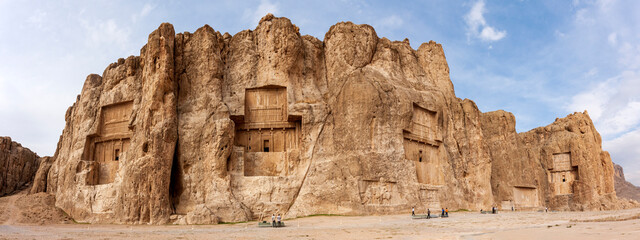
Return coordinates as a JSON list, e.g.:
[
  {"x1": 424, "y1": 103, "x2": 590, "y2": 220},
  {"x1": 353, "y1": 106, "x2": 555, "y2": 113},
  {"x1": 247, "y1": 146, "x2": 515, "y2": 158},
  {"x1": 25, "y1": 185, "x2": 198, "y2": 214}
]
[
  {"x1": 482, "y1": 111, "x2": 625, "y2": 211},
  {"x1": 29, "y1": 156, "x2": 53, "y2": 194},
  {"x1": 35, "y1": 14, "x2": 630, "y2": 224},
  {"x1": 614, "y1": 163, "x2": 640, "y2": 202},
  {"x1": 0, "y1": 137, "x2": 40, "y2": 196}
]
